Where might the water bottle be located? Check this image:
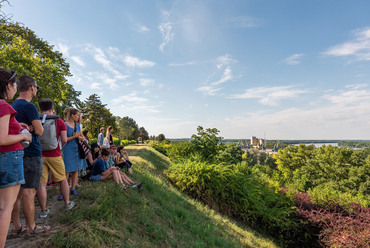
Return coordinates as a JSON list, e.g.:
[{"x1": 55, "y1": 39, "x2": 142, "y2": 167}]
[{"x1": 20, "y1": 129, "x2": 30, "y2": 148}]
